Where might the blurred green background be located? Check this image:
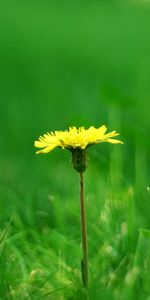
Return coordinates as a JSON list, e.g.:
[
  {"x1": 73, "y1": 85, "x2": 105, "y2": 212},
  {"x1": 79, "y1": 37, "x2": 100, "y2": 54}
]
[{"x1": 0, "y1": 0, "x2": 150, "y2": 299}]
